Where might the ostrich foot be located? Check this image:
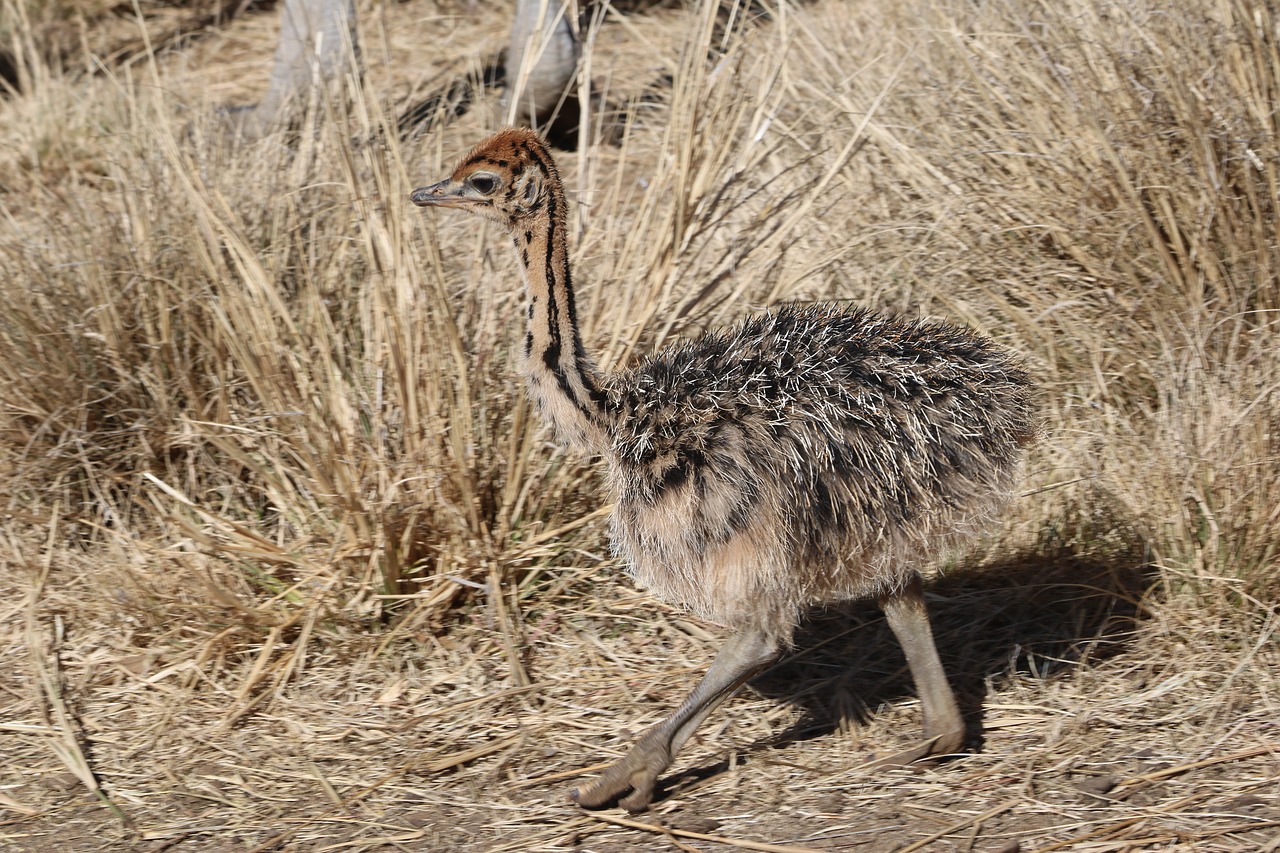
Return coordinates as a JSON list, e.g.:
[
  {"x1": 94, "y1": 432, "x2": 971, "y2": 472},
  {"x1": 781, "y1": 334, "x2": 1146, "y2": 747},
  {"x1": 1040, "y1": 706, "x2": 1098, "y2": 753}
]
[
  {"x1": 872, "y1": 725, "x2": 966, "y2": 768},
  {"x1": 571, "y1": 740, "x2": 672, "y2": 813}
]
